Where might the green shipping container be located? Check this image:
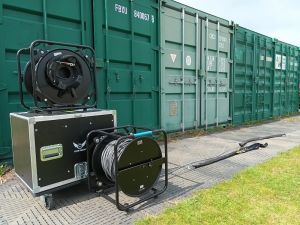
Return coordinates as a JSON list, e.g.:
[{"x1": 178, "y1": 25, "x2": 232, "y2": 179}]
[
  {"x1": 0, "y1": 0, "x2": 93, "y2": 163},
  {"x1": 160, "y1": 0, "x2": 233, "y2": 131},
  {"x1": 233, "y1": 26, "x2": 299, "y2": 125},
  {"x1": 93, "y1": 0, "x2": 160, "y2": 129}
]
